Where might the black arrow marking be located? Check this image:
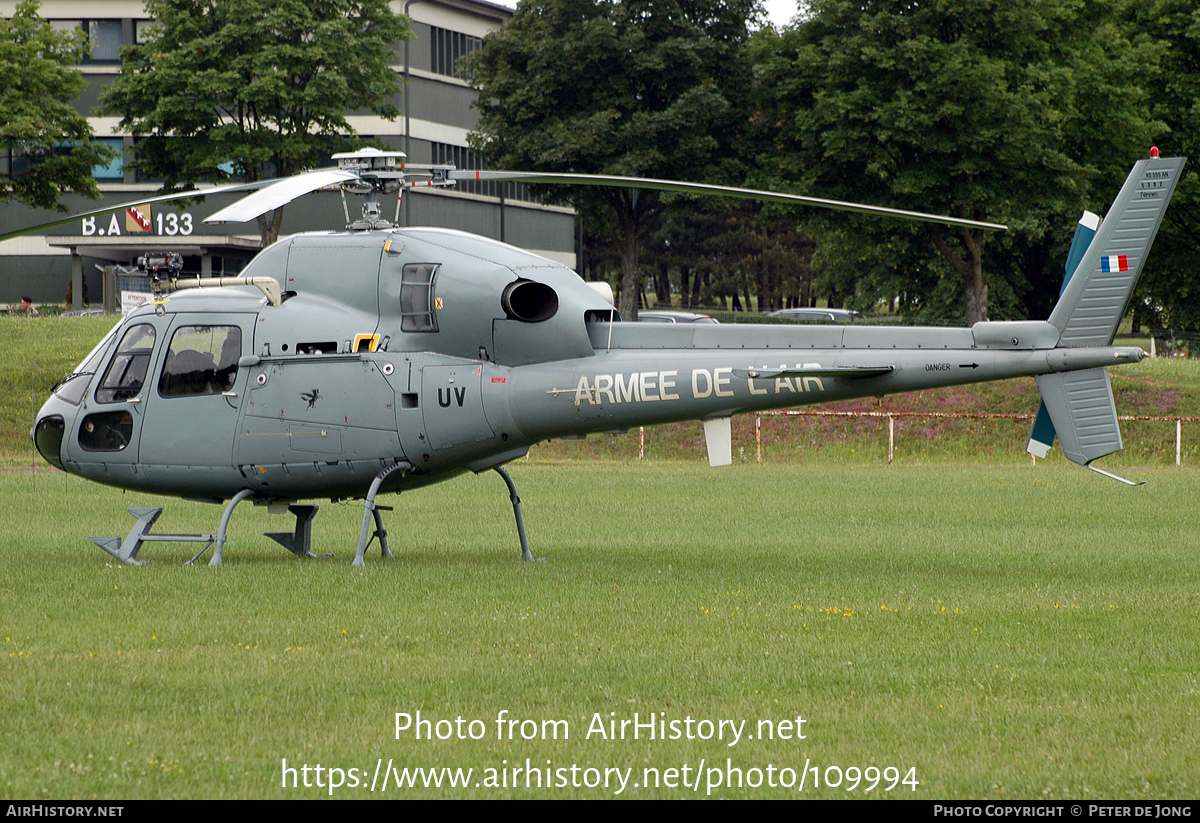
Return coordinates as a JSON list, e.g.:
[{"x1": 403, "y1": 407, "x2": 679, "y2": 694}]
[{"x1": 959, "y1": 363, "x2": 980, "y2": 370}]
